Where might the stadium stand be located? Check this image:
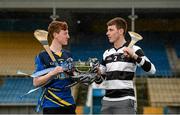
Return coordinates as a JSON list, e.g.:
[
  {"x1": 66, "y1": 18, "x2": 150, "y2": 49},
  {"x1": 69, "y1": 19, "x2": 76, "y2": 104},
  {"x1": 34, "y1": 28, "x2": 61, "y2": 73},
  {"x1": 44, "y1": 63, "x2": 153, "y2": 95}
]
[
  {"x1": 0, "y1": 76, "x2": 40, "y2": 114},
  {"x1": 0, "y1": 31, "x2": 81, "y2": 113},
  {"x1": 1, "y1": 2, "x2": 180, "y2": 113},
  {"x1": 136, "y1": 32, "x2": 172, "y2": 76},
  {"x1": 0, "y1": 76, "x2": 39, "y2": 104},
  {"x1": 171, "y1": 32, "x2": 180, "y2": 58},
  {"x1": 0, "y1": 30, "x2": 178, "y2": 114},
  {"x1": 70, "y1": 32, "x2": 173, "y2": 76},
  {"x1": 70, "y1": 34, "x2": 109, "y2": 61},
  {"x1": 0, "y1": 32, "x2": 43, "y2": 75},
  {"x1": 147, "y1": 78, "x2": 180, "y2": 107}
]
